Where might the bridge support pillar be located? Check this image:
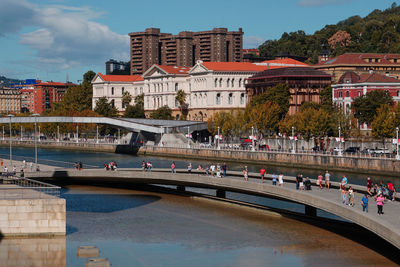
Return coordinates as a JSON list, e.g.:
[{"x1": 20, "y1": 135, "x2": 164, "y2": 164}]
[
  {"x1": 305, "y1": 205, "x2": 317, "y2": 217},
  {"x1": 216, "y1": 189, "x2": 226, "y2": 198},
  {"x1": 177, "y1": 185, "x2": 186, "y2": 192}
]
